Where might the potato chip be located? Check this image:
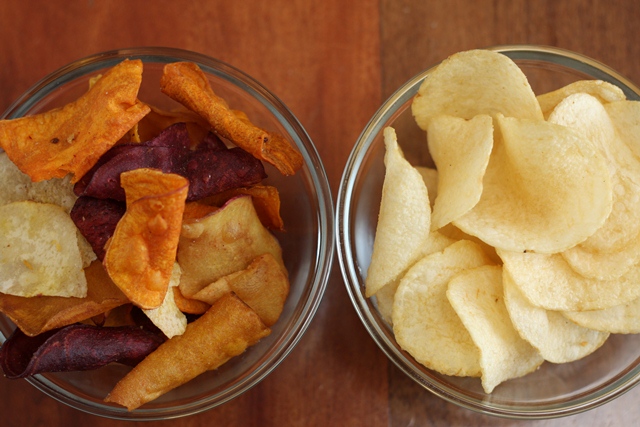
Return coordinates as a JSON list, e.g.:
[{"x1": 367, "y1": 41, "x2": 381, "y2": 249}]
[
  {"x1": 103, "y1": 169, "x2": 189, "y2": 309},
  {"x1": 177, "y1": 195, "x2": 284, "y2": 298},
  {"x1": 365, "y1": 127, "x2": 431, "y2": 297},
  {"x1": 159, "y1": 61, "x2": 303, "y2": 176},
  {"x1": 392, "y1": 240, "x2": 493, "y2": 377},
  {"x1": 0, "y1": 201, "x2": 87, "y2": 298},
  {"x1": 0, "y1": 59, "x2": 150, "y2": 182},
  {"x1": 499, "y1": 249, "x2": 640, "y2": 311},
  {"x1": 428, "y1": 114, "x2": 493, "y2": 230},
  {"x1": 411, "y1": 49, "x2": 542, "y2": 130},
  {"x1": 438, "y1": 223, "x2": 501, "y2": 265},
  {"x1": 605, "y1": 100, "x2": 640, "y2": 162},
  {"x1": 537, "y1": 79, "x2": 626, "y2": 118},
  {"x1": 454, "y1": 115, "x2": 612, "y2": 253},
  {"x1": 503, "y1": 269, "x2": 609, "y2": 363},
  {"x1": 193, "y1": 253, "x2": 289, "y2": 326},
  {"x1": 105, "y1": 293, "x2": 270, "y2": 411},
  {"x1": 142, "y1": 263, "x2": 187, "y2": 338},
  {"x1": 415, "y1": 166, "x2": 438, "y2": 208},
  {"x1": 563, "y1": 296, "x2": 640, "y2": 334},
  {"x1": 0, "y1": 261, "x2": 129, "y2": 336},
  {"x1": 447, "y1": 265, "x2": 543, "y2": 393},
  {"x1": 561, "y1": 241, "x2": 640, "y2": 281}
]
